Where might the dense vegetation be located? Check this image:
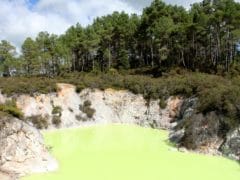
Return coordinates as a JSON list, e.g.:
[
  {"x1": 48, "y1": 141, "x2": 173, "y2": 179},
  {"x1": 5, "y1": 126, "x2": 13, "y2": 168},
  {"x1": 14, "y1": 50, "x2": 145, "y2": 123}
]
[
  {"x1": 0, "y1": 0, "x2": 240, "y2": 76},
  {"x1": 0, "y1": 69, "x2": 239, "y2": 130}
]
